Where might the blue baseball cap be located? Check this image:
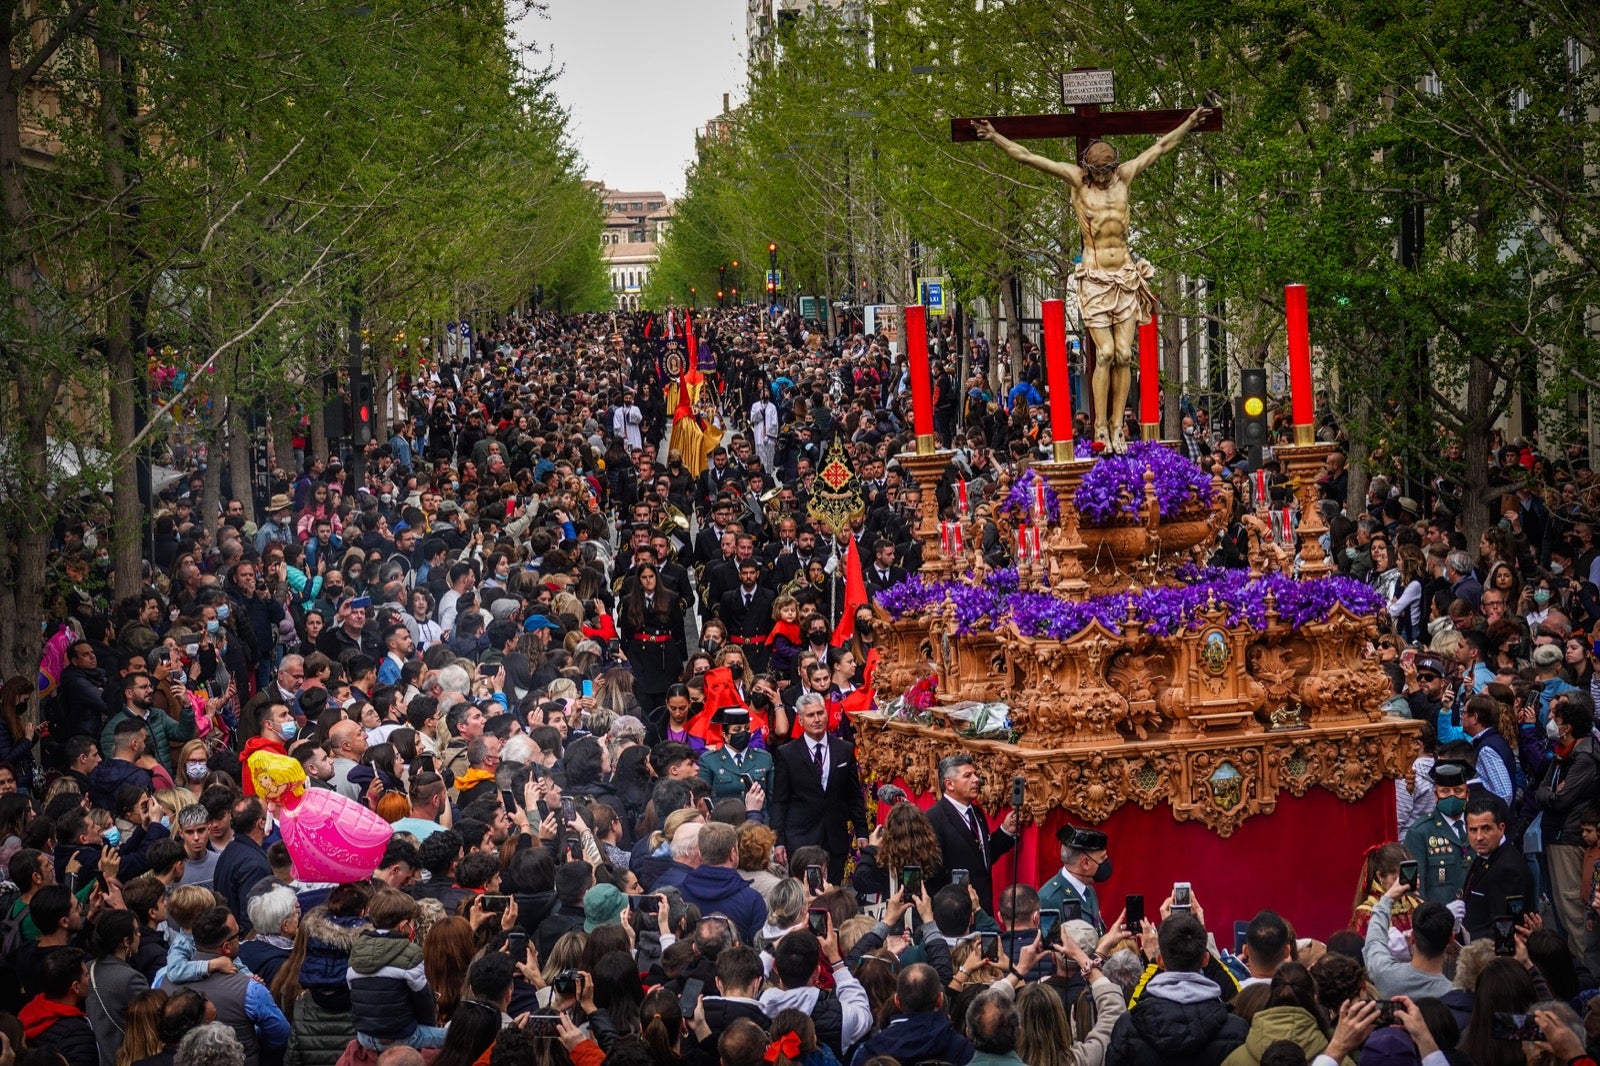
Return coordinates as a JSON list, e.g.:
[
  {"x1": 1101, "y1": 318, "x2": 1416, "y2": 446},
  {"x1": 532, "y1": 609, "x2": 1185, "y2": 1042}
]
[{"x1": 523, "y1": 614, "x2": 560, "y2": 633}]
